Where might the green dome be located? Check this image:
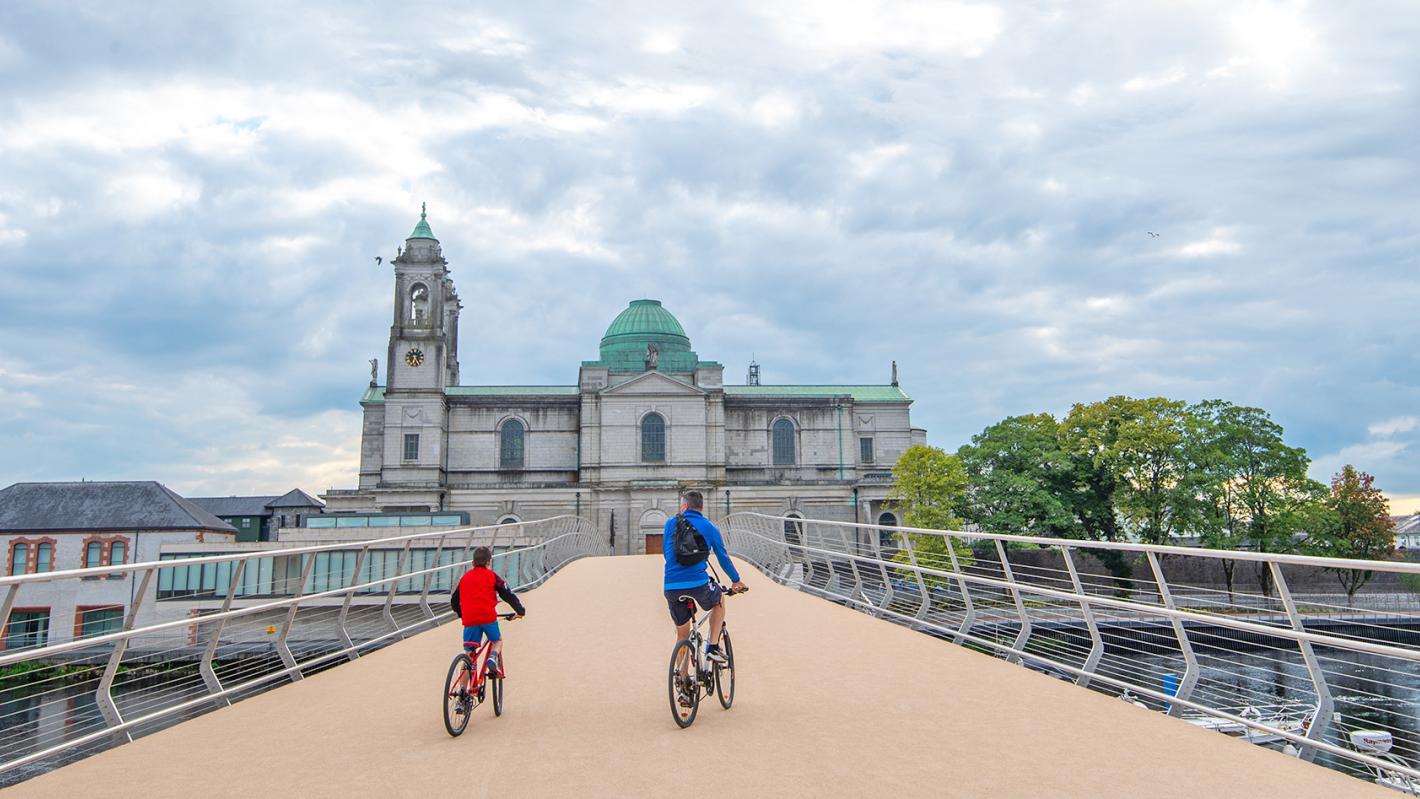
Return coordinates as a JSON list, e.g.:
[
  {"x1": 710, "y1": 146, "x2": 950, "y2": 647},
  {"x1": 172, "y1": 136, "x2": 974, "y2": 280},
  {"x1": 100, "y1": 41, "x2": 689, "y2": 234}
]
[
  {"x1": 408, "y1": 202, "x2": 436, "y2": 240},
  {"x1": 596, "y1": 299, "x2": 699, "y2": 372}
]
